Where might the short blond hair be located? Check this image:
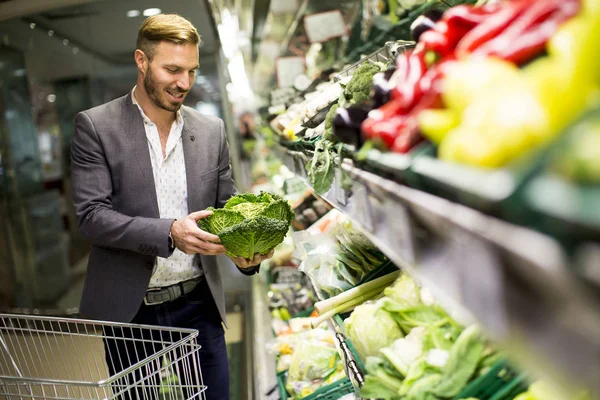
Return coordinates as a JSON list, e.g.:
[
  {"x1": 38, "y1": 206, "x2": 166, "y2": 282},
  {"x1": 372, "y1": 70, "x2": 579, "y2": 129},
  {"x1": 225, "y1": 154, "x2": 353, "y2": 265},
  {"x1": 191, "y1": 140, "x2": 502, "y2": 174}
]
[{"x1": 136, "y1": 14, "x2": 201, "y2": 59}]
